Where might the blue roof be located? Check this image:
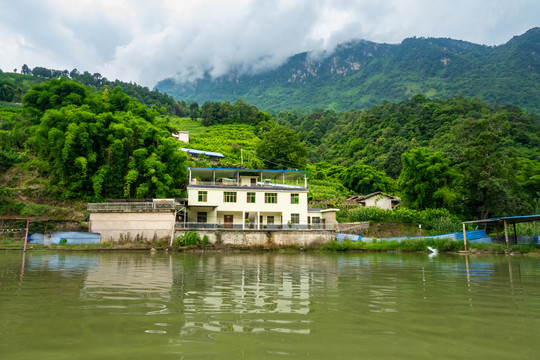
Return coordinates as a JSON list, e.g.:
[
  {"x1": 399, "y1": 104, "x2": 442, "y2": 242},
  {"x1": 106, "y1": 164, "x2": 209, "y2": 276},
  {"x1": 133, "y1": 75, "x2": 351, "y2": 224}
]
[
  {"x1": 187, "y1": 166, "x2": 309, "y2": 173},
  {"x1": 180, "y1": 148, "x2": 225, "y2": 158},
  {"x1": 463, "y1": 214, "x2": 540, "y2": 224}
]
